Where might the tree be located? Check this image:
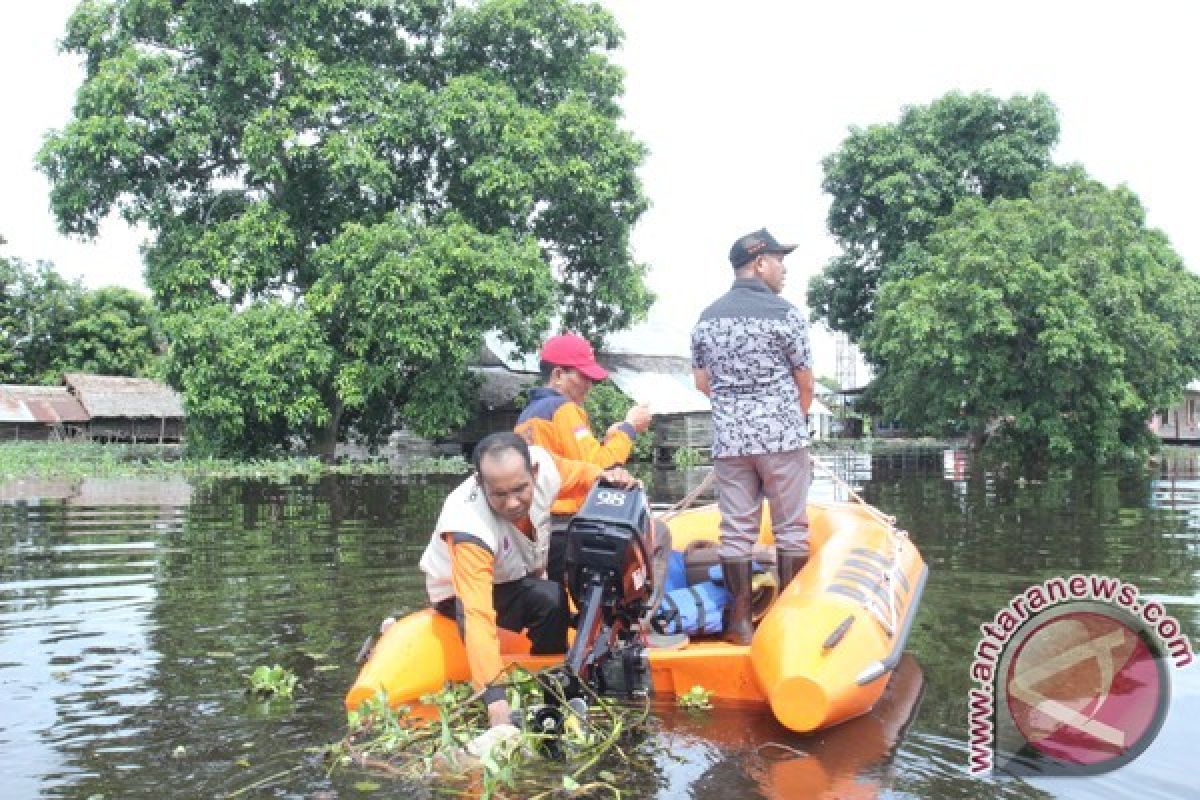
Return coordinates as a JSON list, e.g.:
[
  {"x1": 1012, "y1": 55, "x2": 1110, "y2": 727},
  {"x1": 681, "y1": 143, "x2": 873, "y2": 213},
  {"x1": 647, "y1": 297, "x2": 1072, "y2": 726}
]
[
  {"x1": 60, "y1": 287, "x2": 163, "y2": 378},
  {"x1": 809, "y1": 92, "x2": 1060, "y2": 340},
  {"x1": 0, "y1": 237, "x2": 18, "y2": 380},
  {"x1": 0, "y1": 244, "x2": 161, "y2": 384},
  {"x1": 861, "y1": 167, "x2": 1200, "y2": 463},
  {"x1": 39, "y1": 0, "x2": 651, "y2": 457},
  {"x1": 0, "y1": 253, "x2": 83, "y2": 384}
]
